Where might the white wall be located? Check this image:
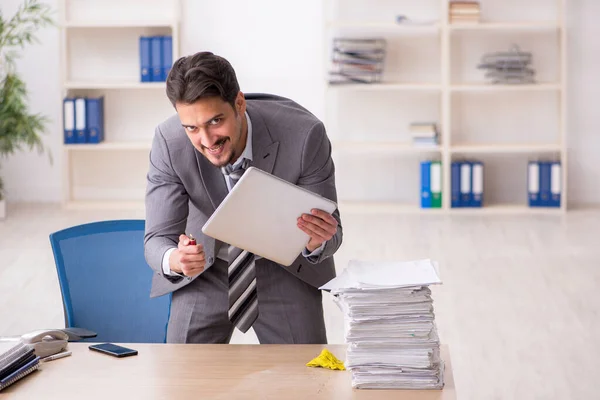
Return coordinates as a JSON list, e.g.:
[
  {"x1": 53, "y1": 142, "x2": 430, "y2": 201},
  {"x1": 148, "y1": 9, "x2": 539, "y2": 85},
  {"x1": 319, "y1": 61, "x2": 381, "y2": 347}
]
[{"x1": 2, "y1": 0, "x2": 599, "y2": 206}]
